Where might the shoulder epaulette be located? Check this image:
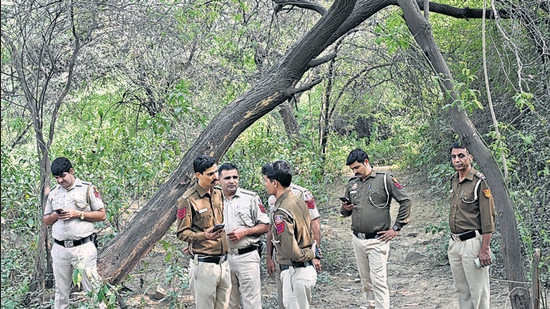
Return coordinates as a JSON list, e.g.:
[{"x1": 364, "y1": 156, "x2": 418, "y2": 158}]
[
  {"x1": 290, "y1": 184, "x2": 306, "y2": 192},
  {"x1": 182, "y1": 186, "x2": 196, "y2": 199},
  {"x1": 474, "y1": 172, "x2": 486, "y2": 180},
  {"x1": 238, "y1": 188, "x2": 258, "y2": 197},
  {"x1": 214, "y1": 185, "x2": 222, "y2": 190},
  {"x1": 348, "y1": 176, "x2": 358, "y2": 182},
  {"x1": 275, "y1": 207, "x2": 294, "y2": 221}
]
